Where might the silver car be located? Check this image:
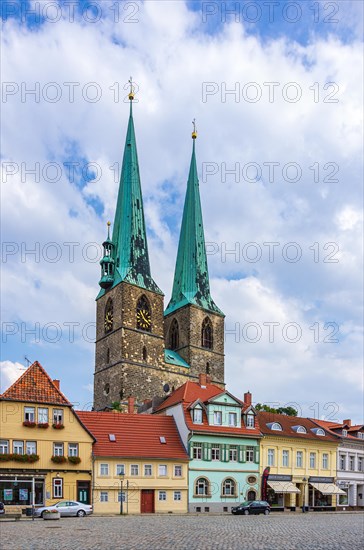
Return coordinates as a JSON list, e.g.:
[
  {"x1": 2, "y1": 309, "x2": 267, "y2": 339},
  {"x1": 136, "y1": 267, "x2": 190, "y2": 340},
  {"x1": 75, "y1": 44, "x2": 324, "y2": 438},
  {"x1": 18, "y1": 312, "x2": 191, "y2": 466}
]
[{"x1": 34, "y1": 501, "x2": 92, "y2": 518}]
